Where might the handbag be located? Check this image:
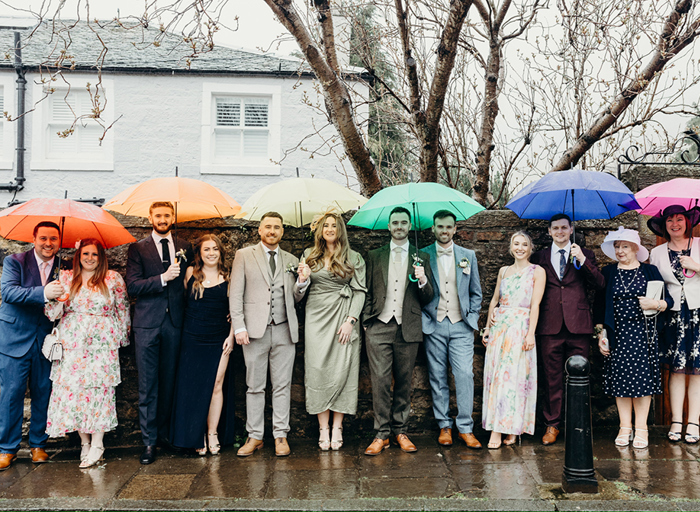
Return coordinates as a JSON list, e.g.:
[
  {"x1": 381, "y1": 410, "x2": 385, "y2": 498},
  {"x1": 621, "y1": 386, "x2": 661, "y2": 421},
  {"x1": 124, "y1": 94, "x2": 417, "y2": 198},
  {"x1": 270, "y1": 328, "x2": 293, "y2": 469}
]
[
  {"x1": 41, "y1": 326, "x2": 63, "y2": 361},
  {"x1": 644, "y1": 281, "x2": 664, "y2": 318}
]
